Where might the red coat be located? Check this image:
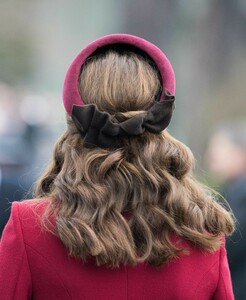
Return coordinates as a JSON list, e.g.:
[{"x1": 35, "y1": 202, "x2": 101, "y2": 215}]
[{"x1": 0, "y1": 199, "x2": 234, "y2": 300}]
